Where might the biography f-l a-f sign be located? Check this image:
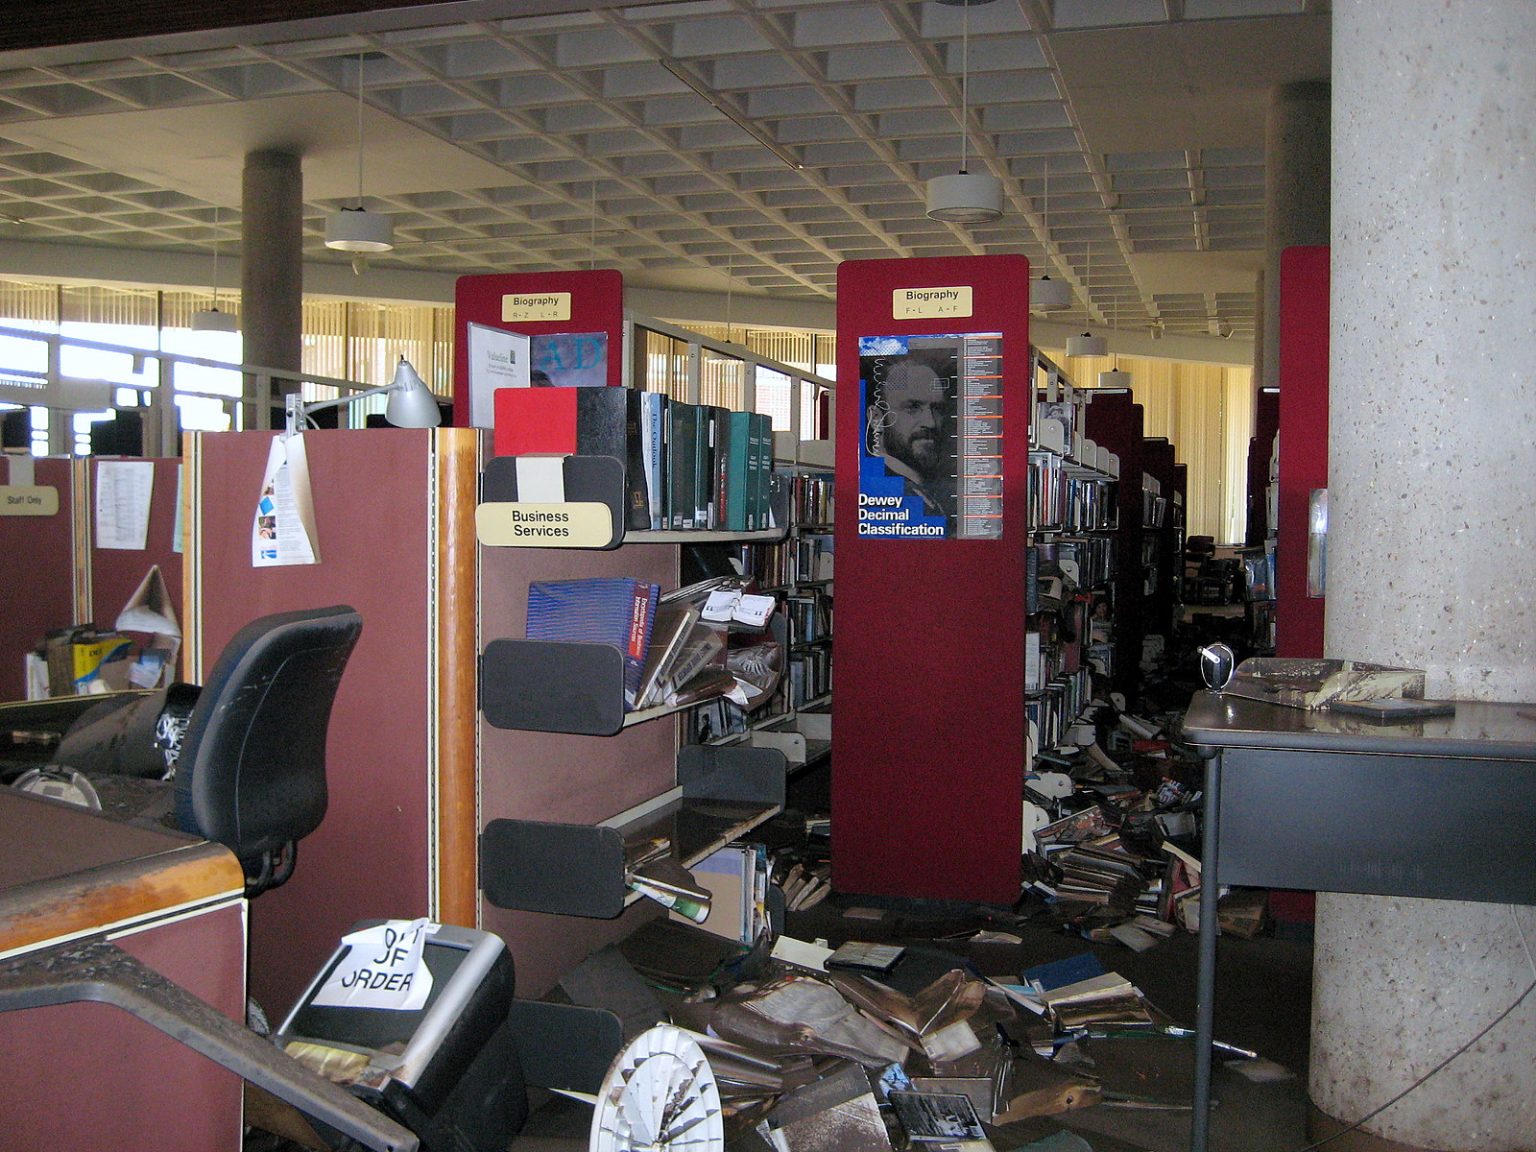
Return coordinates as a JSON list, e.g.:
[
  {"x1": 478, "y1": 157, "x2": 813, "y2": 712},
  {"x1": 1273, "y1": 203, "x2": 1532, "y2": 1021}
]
[{"x1": 856, "y1": 332, "x2": 1004, "y2": 541}]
